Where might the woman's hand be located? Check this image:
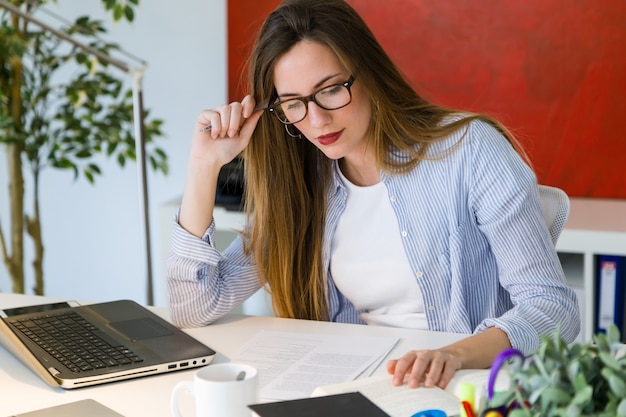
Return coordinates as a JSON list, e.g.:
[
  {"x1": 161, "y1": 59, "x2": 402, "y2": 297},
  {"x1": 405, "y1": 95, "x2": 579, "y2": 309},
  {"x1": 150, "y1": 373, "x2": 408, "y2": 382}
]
[
  {"x1": 179, "y1": 95, "x2": 264, "y2": 237},
  {"x1": 190, "y1": 95, "x2": 264, "y2": 169},
  {"x1": 386, "y1": 327, "x2": 512, "y2": 389},
  {"x1": 386, "y1": 349, "x2": 462, "y2": 389}
]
